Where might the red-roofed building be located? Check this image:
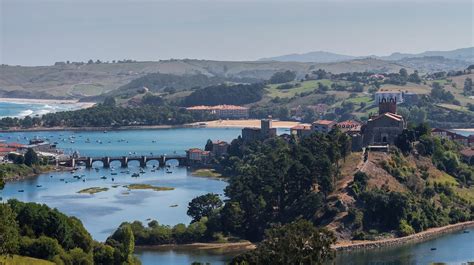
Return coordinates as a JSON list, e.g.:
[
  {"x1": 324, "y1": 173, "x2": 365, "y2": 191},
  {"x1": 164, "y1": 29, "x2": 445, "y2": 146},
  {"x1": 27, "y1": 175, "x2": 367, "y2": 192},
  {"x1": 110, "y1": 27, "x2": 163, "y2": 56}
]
[
  {"x1": 460, "y1": 147, "x2": 474, "y2": 165},
  {"x1": 290, "y1": 124, "x2": 312, "y2": 138},
  {"x1": 186, "y1": 148, "x2": 211, "y2": 163},
  {"x1": 337, "y1": 120, "x2": 362, "y2": 133},
  {"x1": 312, "y1": 120, "x2": 336, "y2": 133}
]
